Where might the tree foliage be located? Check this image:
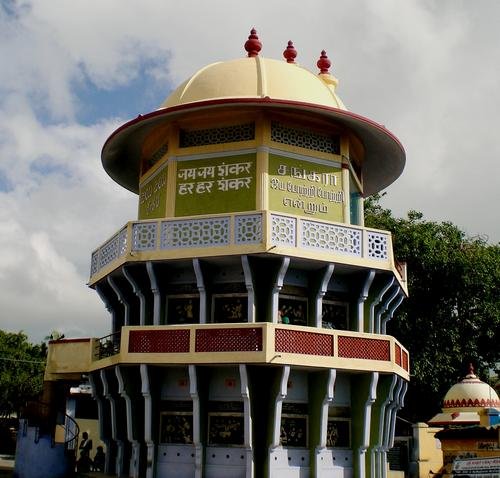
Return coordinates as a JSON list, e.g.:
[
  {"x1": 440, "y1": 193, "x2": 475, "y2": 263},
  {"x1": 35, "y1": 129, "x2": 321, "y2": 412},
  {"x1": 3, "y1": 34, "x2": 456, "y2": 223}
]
[
  {"x1": 365, "y1": 195, "x2": 500, "y2": 422},
  {"x1": 0, "y1": 331, "x2": 46, "y2": 417}
]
